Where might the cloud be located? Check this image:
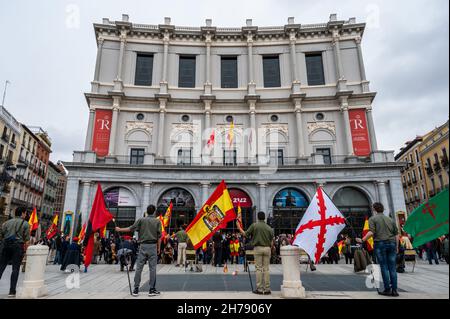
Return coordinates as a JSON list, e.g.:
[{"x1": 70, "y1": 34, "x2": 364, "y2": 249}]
[{"x1": 0, "y1": 0, "x2": 448, "y2": 161}]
